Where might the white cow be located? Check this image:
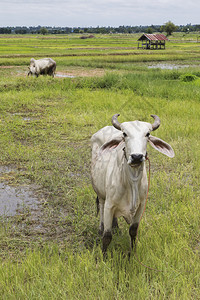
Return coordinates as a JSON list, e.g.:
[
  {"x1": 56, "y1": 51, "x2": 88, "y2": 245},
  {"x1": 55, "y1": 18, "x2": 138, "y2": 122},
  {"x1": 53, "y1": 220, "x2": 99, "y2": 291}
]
[
  {"x1": 91, "y1": 114, "x2": 174, "y2": 253},
  {"x1": 28, "y1": 58, "x2": 56, "y2": 77}
]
